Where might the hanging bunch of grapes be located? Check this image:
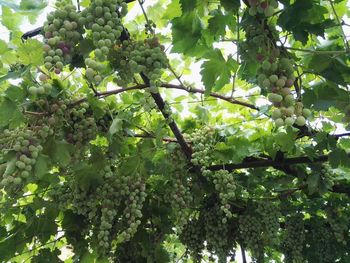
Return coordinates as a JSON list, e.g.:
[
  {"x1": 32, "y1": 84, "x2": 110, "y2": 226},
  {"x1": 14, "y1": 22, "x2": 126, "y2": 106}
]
[
  {"x1": 51, "y1": 163, "x2": 147, "y2": 255},
  {"x1": 240, "y1": 10, "x2": 312, "y2": 127},
  {"x1": 111, "y1": 37, "x2": 168, "y2": 88},
  {"x1": 42, "y1": 0, "x2": 84, "y2": 74},
  {"x1": 0, "y1": 125, "x2": 52, "y2": 195},
  {"x1": 201, "y1": 205, "x2": 236, "y2": 262},
  {"x1": 211, "y1": 169, "x2": 237, "y2": 219},
  {"x1": 281, "y1": 213, "x2": 305, "y2": 263},
  {"x1": 82, "y1": 0, "x2": 128, "y2": 84},
  {"x1": 179, "y1": 218, "x2": 206, "y2": 261}
]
